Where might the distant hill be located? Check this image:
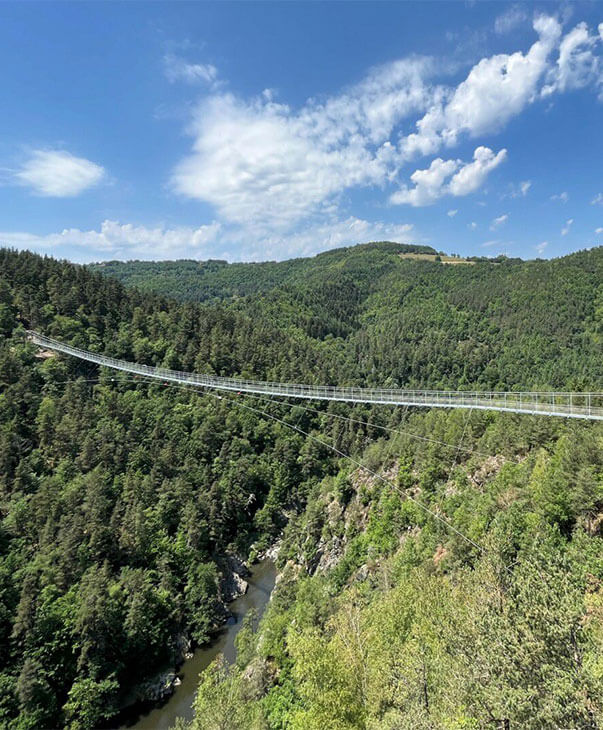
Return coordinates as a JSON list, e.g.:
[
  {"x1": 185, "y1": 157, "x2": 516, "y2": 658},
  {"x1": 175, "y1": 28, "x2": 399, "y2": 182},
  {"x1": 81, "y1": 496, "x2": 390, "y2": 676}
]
[
  {"x1": 89, "y1": 242, "x2": 439, "y2": 303},
  {"x1": 89, "y1": 242, "x2": 603, "y2": 390}
]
